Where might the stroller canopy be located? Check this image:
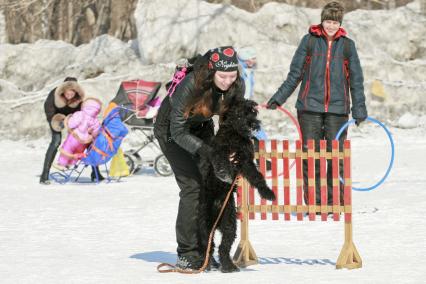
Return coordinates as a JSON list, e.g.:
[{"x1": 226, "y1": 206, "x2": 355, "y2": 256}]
[{"x1": 111, "y1": 79, "x2": 161, "y2": 121}]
